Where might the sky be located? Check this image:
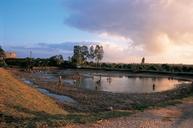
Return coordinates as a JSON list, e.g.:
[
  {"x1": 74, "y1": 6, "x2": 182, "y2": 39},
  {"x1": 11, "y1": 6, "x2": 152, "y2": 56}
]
[{"x1": 1, "y1": 0, "x2": 193, "y2": 64}]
